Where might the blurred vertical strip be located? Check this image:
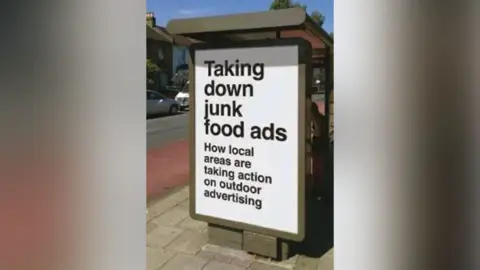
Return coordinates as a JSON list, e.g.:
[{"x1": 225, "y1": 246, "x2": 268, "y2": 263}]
[
  {"x1": 0, "y1": 0, "x2": 145, "y2": 270},
  {"x1": 471, "y1": 2, "x2": 480, "y2": 269},
  {"x1": 335, "y1": 0, "x2": 476, "y2": 269}
]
